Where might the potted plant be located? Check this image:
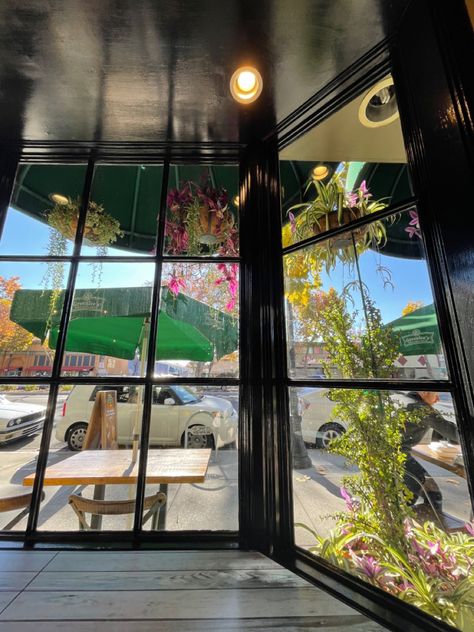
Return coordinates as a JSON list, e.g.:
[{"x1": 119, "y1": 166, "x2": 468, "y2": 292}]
[
  {"x1": 46, "y1": 197, "x2": 123, "y2": 256},
  {"x1": 164, "y1": 179, "x2": 238, "y2": 257},
  {"x1": 287, "y1": 163, "x2": 388, "y2": 265},
  {"x1": 42, "y1": 197, "x2": 123, "y2": 324}
]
